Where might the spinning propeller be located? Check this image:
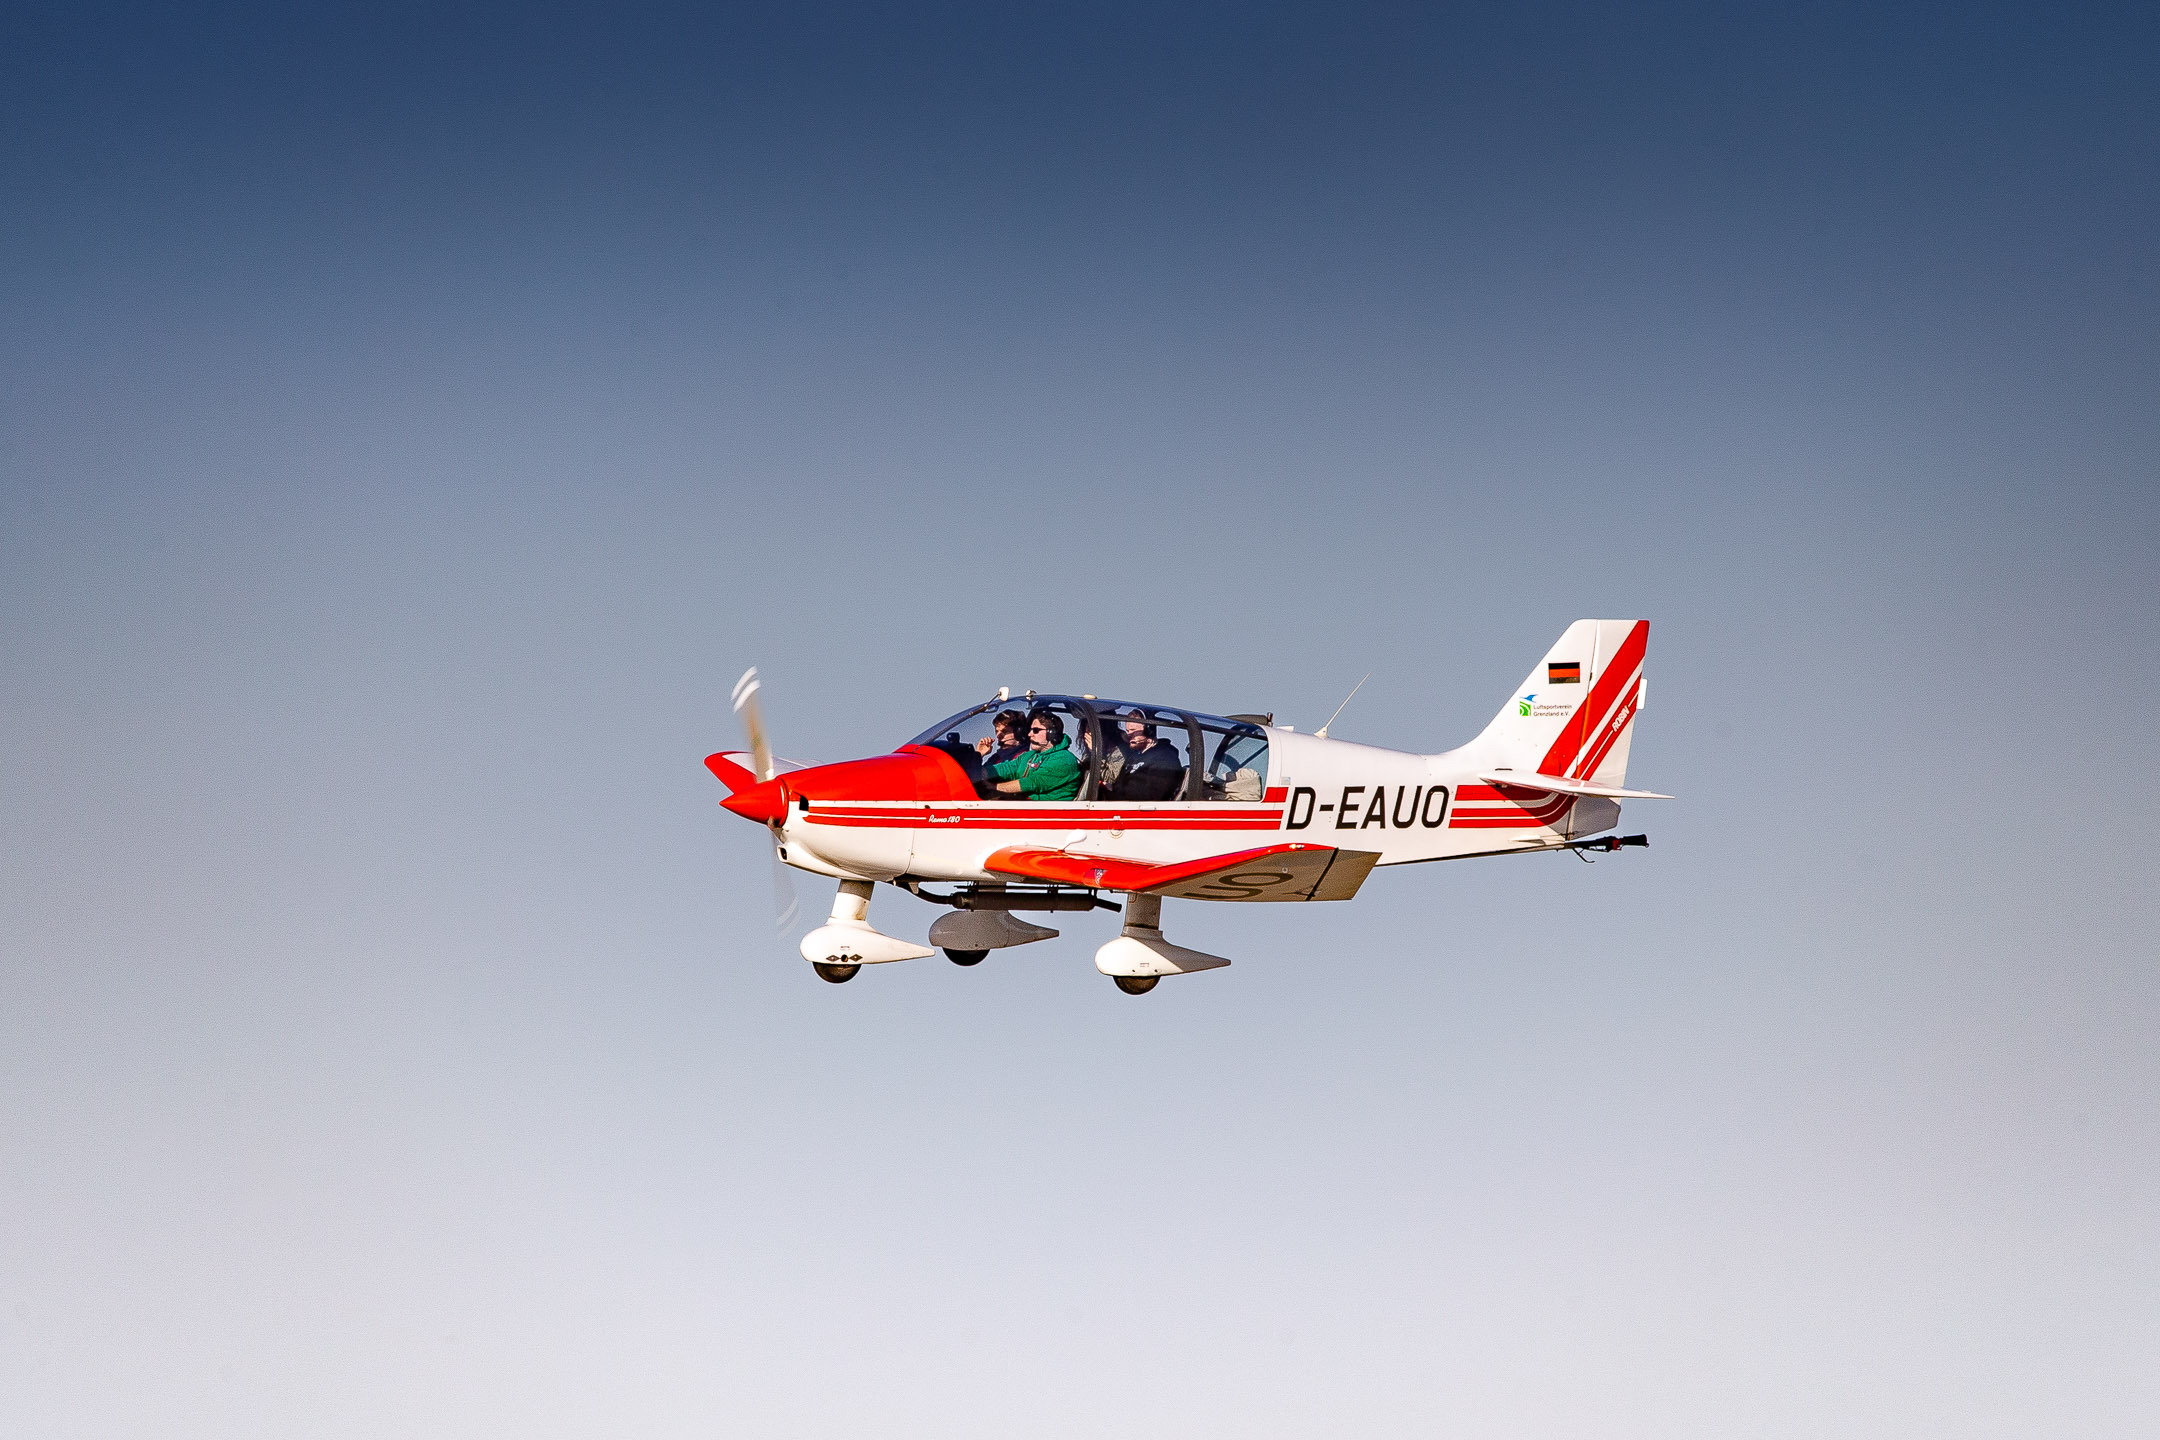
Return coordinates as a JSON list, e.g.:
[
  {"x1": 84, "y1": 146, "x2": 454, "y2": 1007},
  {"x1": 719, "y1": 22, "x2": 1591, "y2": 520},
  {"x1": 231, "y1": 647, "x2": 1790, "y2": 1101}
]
[{"x1": 731, "y1": 666, "x2": 800, "y2": 931}]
